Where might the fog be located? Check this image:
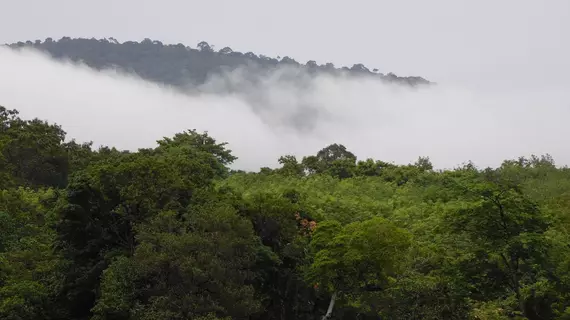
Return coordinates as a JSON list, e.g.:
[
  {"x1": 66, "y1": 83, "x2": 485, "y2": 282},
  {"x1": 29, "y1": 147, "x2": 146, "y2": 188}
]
[{"x1": 1, "y1": 46, "x2": 569, "y2": 171}]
